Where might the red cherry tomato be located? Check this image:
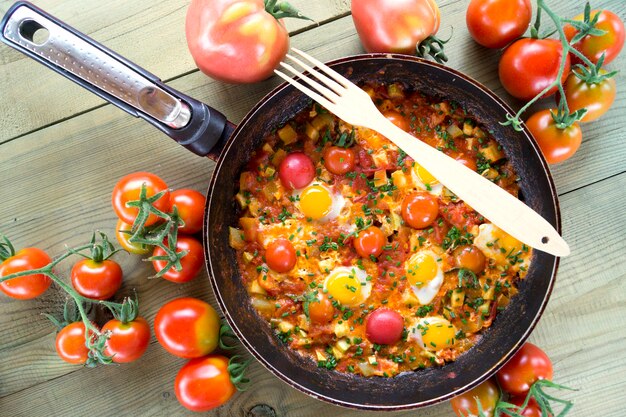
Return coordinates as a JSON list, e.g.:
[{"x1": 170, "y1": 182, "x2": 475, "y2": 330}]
[
  {"x1": 111, "y1": 172, "x2": 170, "y2": 227},
  {"x1": 453, "y1": 245, "x2": 486, "y2": 274},
  {"x1": 308, "y1": 292, "x2": 334, "y2": 324},
  {"x1": 175, "y1": 355, "x2": 236, "y2": 412},
  {"x1": 70, "y1": 259, "x2": 122, "y2": 300},
  {"x1": 564, "y1": 9, "x2": 625, "y2": 65},
  {"x1": 466, "y1": 0, "x2": 532, "y2": 49},
  {"x1": 278, "y1": 152, "x2": 316, "y2": 190},
  {"x1": 171, "y1": 189, "x2": 206, "y2": 235},
  {"x1": 353, "y1": 226, "x2": 386, "y2": 258},
  {"x1": 497, "y1": 342, "x2": 553, "y2": 396},
  {"x1": 509, "y1": 397, "x2": 552, "y2": 417},
  {"x1": 526, "y1": 109, "x2": 582, "y2": 165},
  {"x1": 351, "y1": 0, "x2": 440, "y2": 54},
  {"x1": 401, "y1": 192, "x2": 439, "y2": 229},
  {"x1": 323, "y1": 146, "x2": 356, "y2": 175},
  {"x1": 102, "y1": 317, "x2": 151, "y2": 363},
  {"x1": 450, "y1": 379, "x2": 500, "y2": 417},
  {"x1": 453, "y1": 154, "x2": 478, "y2": 171},
  {"x1": 151, "y1": 236, "x2": 204, "y2": 283},
  {"x1": 154, "y1": 297, "x2": 221, "y2": 358},
  {"x1": 56, "y1": 322, "x2": 92, "y2": 364},
  {"x1": 0, "y1": 247, "x2": 51, "y2": 300},
  {"x1": 115, "y1": 219, "x2": 152, "y2": 255},
  {"x1": 365, "y1": 308, "x2": 404, "y2": 345},
  {"x1": 564, "y1": 72, "x2": 616, "y2": 123},
  {"x1": 264, "y1": 238, "x2": 296, "y2": 273},
  {"x1": 498, "y1": 38, "x2": 570, "y2": 100},
  {"x1": 383, "y1": 110, "x2": 410, "y2": 132}
]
